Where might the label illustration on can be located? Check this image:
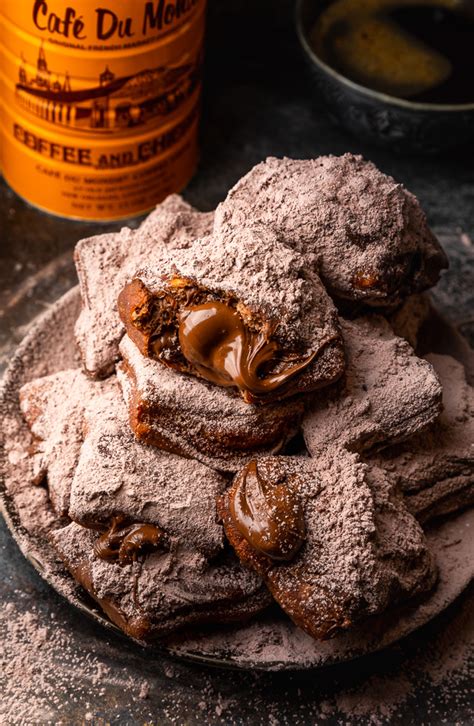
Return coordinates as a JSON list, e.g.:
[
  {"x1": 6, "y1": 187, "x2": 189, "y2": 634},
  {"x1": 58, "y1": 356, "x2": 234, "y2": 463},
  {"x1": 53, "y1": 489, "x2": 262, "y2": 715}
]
[
  {"x1": 16, "y1": 43, "x2": 201, "y2": 134},
  {"x1": 0, "y1": 0, "x2": 207, "y2": 220}
]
